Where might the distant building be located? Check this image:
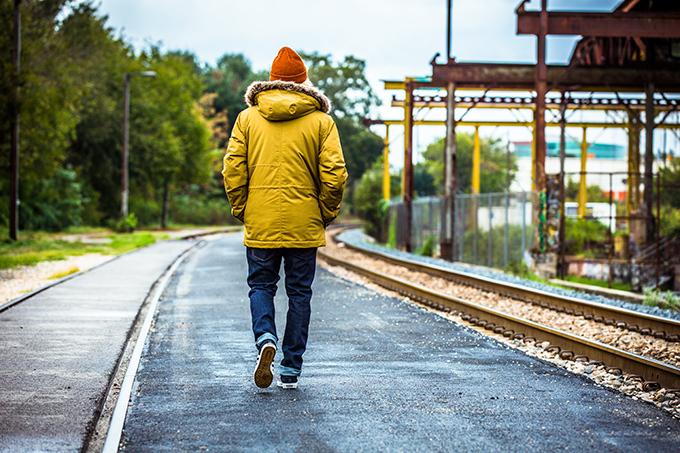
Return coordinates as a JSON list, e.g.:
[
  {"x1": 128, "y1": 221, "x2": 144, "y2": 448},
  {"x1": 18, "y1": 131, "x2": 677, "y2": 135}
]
[
  {"x1": 512, "y1": 141, "x2": 626, "y2": 160},
  {"x1": 511, "y1": 141, "x2": 634, "y2": 199}
]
